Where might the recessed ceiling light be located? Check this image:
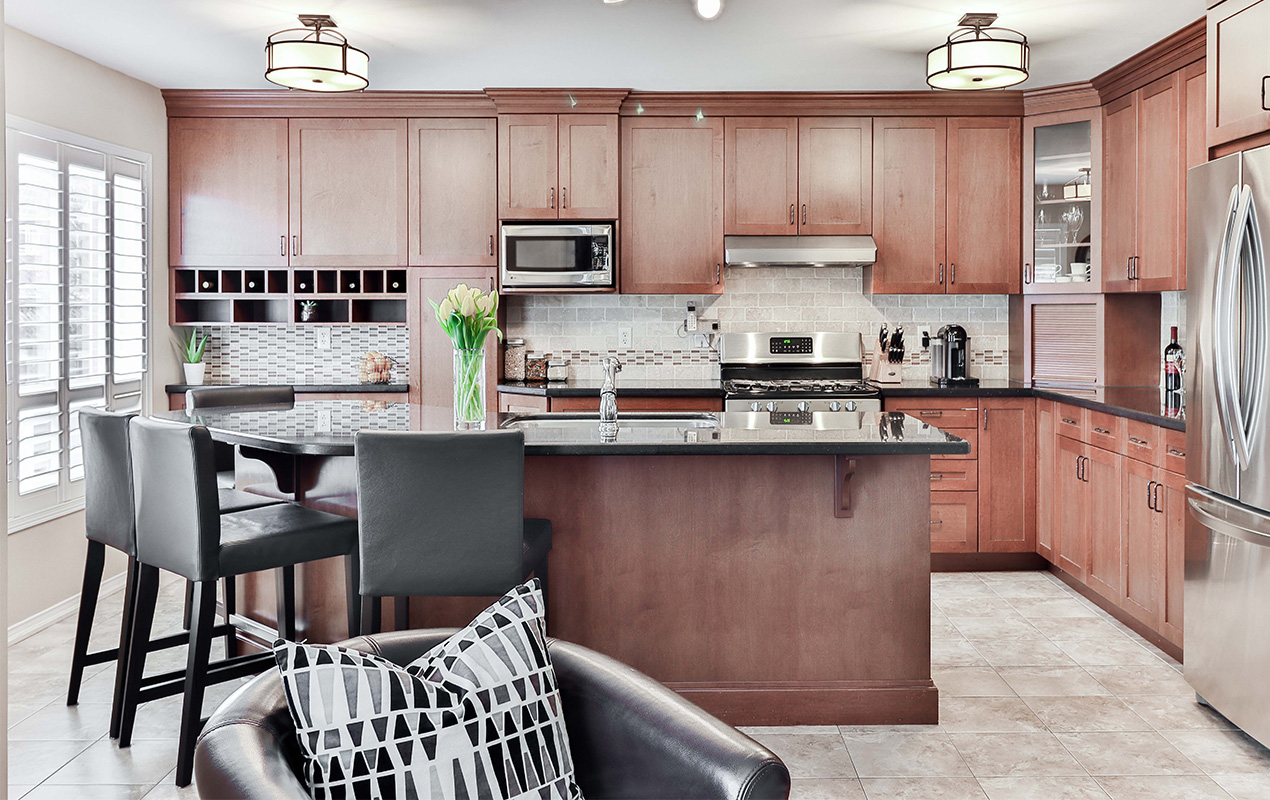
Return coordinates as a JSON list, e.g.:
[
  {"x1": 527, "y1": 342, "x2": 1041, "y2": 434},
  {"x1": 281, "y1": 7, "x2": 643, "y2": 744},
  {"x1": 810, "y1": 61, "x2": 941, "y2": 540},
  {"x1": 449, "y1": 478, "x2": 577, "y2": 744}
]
[
  {"x1": 695, "y1": 0, "x2": 723, "y2": 20},
  {"x1": 926, "y1": 12, "x2": 1029, "y2": 91},
  {"x1": 265, "y1": 14, "x2": 369, "y2": 93}
]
